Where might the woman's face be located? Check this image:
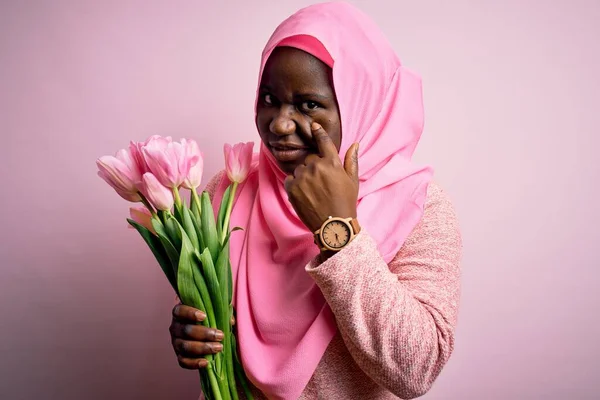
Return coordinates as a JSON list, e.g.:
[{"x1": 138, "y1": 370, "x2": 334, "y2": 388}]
[{"x1": 255, "y1": 47, "x2": 342, "y2": 175}]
